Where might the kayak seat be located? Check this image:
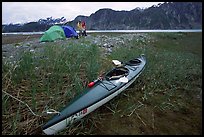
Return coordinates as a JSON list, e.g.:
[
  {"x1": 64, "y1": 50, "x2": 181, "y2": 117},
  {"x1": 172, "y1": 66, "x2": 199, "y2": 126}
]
[
  {"x1": 126, "y1": 58, "x2": 141, "y2": 66},
  {"x1": 106, "y1": 67, "x2": 129, "y2": 80}
]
